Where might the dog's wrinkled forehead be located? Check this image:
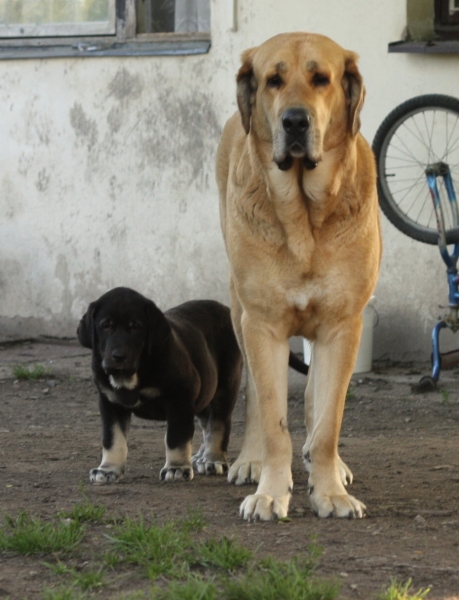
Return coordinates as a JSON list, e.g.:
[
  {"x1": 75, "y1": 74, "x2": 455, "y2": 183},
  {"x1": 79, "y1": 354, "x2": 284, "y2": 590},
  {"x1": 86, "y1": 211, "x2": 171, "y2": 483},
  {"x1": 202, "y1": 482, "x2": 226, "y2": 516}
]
[
  {"x1": 252, "y1": 32, "x2": 347, "y2": 81},
  {"x1": 94, "y1": 288, "x2": 149, "y2": 326},
  {"x1": 96, "y1": 303, "x2": 145, "y2": 326}
]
